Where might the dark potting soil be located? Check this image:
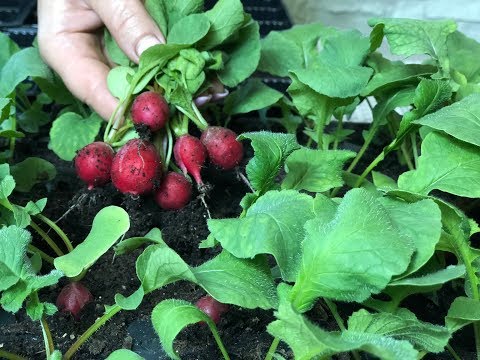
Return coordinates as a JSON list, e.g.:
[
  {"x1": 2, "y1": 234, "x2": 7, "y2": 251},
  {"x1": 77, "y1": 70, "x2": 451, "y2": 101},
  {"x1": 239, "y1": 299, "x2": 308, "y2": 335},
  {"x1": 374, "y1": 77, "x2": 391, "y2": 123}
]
[{"x1": 0, "y1": 118, "x2": 478, "y2": 360}]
